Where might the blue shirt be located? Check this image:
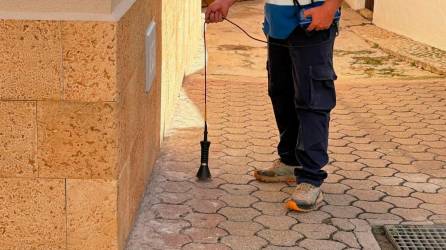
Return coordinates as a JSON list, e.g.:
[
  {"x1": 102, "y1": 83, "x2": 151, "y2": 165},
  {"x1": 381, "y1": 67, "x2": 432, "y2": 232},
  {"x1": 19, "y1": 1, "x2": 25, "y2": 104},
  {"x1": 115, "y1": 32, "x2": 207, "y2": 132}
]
[{"x1": 264, "y1": 0, "x2": 325, "y2": 39}]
